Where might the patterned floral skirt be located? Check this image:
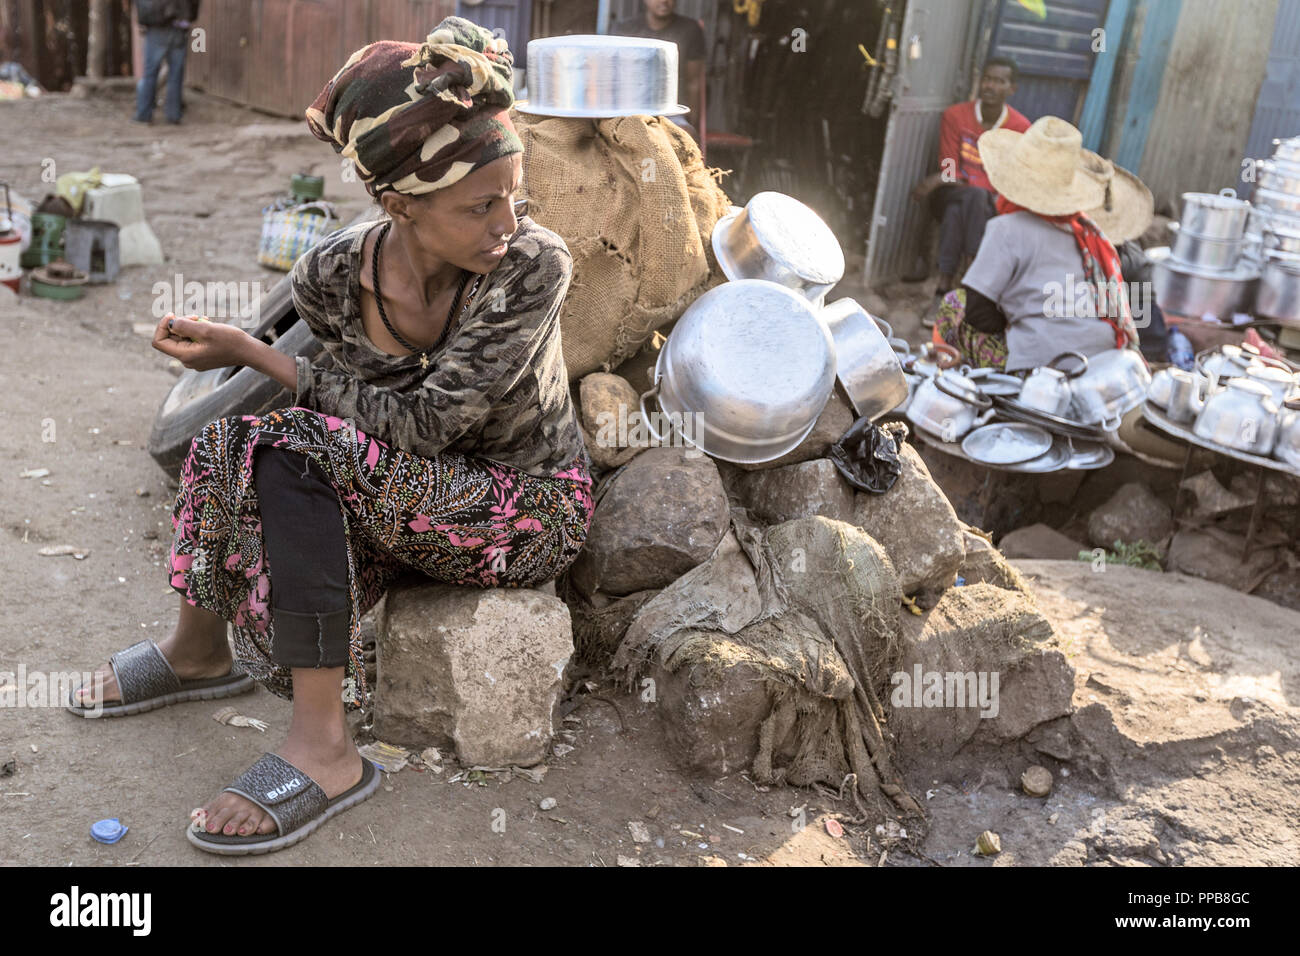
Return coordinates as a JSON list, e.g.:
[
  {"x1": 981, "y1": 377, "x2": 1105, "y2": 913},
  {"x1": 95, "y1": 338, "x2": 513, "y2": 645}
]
[
  {"x1": 167, "y1": 407, "x2": 593, "y2": 709},
  {"x1": 934, "y1": 288, "x2": 1011, "y2": 371}
]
